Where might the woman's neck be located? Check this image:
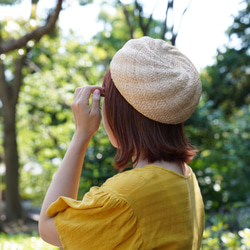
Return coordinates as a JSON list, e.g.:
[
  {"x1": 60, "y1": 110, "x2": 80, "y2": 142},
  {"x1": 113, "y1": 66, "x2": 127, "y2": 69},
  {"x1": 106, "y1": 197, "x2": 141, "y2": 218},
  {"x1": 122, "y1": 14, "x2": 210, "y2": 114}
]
[{"x1": 134, "y1": 158, "x2": 187, "y2": 176}]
